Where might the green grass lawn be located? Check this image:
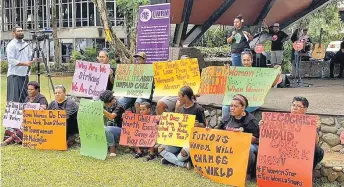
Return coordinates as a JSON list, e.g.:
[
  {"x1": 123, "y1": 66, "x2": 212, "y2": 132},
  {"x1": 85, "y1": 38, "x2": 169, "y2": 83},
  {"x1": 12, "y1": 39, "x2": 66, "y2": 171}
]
[{"x1": 0, "y1": 76, "x2": 339, "y2": 187}]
